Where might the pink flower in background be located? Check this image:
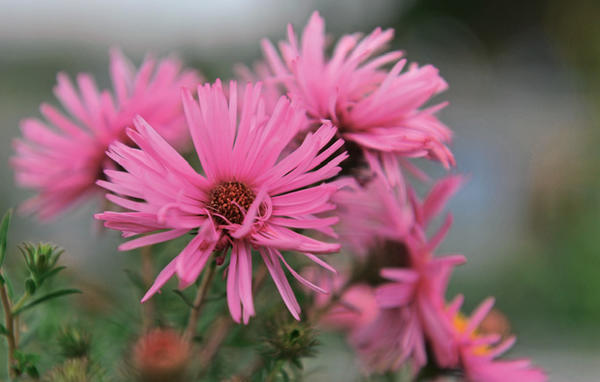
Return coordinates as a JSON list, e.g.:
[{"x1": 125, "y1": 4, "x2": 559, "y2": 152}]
[
  {"x1": 337, "y1": 175, "x2": 465, "y2": 373},
  {"x1": 352, "y1": 223, "x2": 465, "y2": 373},
  {"x1": 96, "y1": 81, "x2": 347, "y2": 323},
  {"x1": 446, "y1": 296, "x2": 547, "y2": 382},
  {"x1": 261, "y1": 11, "x2": 454, "y2": 186},
  {"x1": 12, "y1": 48, "x2": 200, "y2": 220}
]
